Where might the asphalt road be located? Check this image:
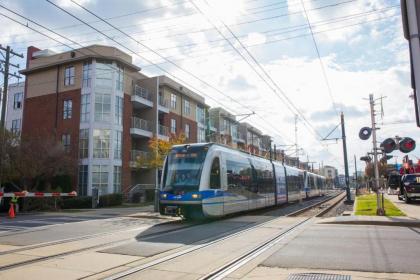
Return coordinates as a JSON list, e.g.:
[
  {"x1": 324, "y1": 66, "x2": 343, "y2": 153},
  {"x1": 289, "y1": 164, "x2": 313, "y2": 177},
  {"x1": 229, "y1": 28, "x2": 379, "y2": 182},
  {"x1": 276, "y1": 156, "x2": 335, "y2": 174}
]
[{"x1": 262, "y1": 223, "x2": 420, "y2": 274}]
